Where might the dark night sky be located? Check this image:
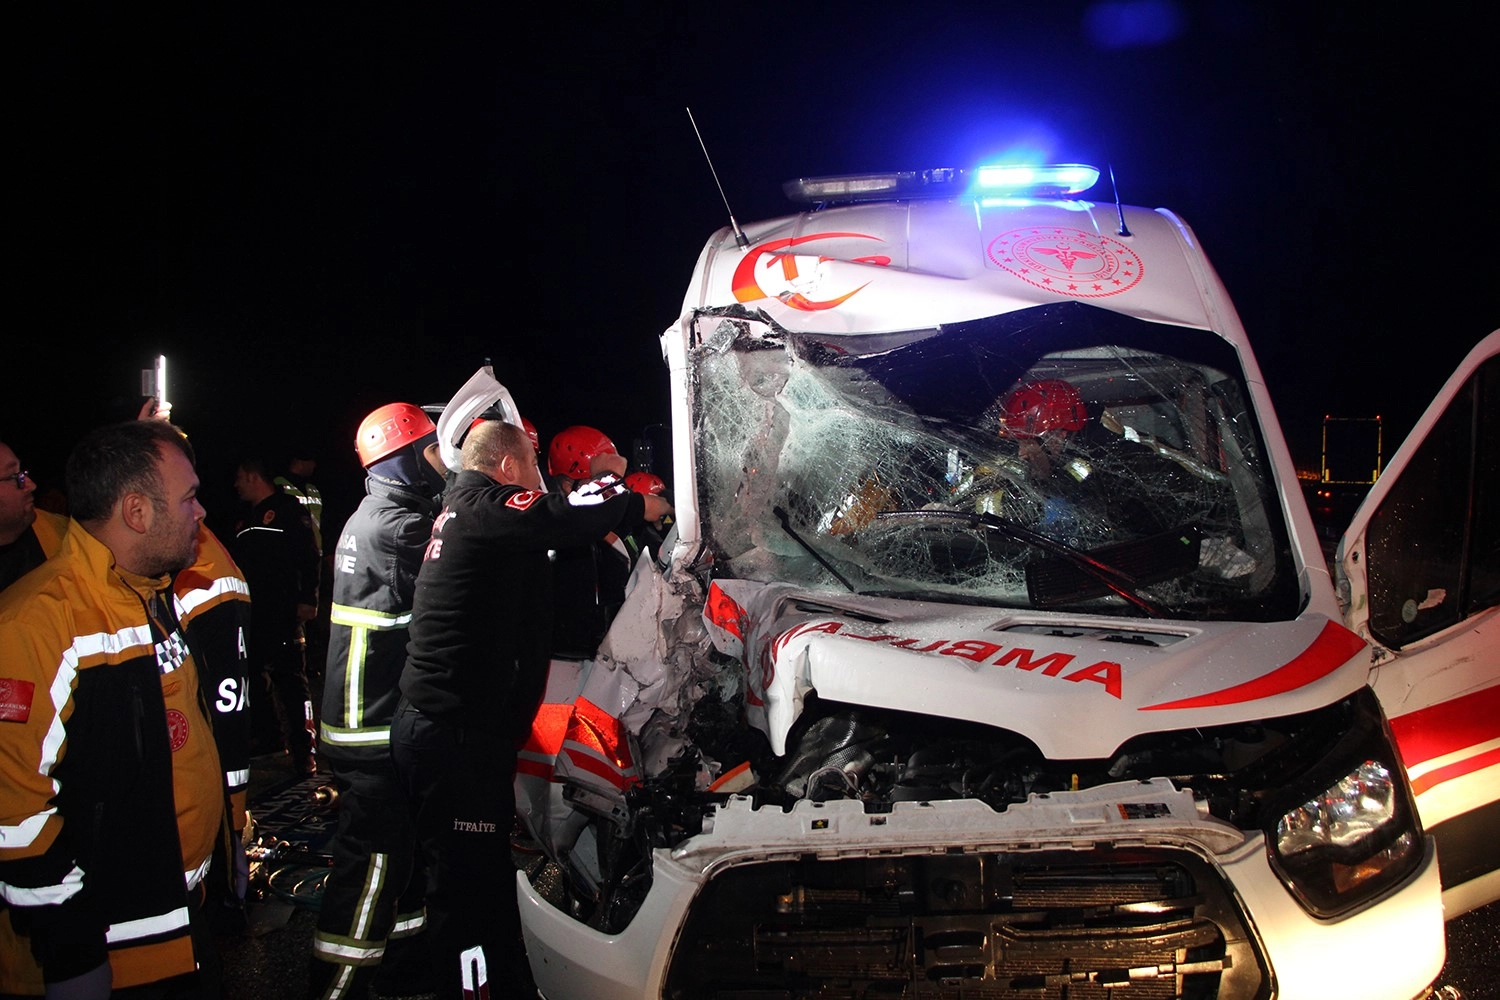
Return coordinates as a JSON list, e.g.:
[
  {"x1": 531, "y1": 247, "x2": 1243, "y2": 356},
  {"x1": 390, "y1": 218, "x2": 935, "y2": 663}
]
[{"x1": 9, "y1": 3, "x2": 1496, "y2": 538}]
